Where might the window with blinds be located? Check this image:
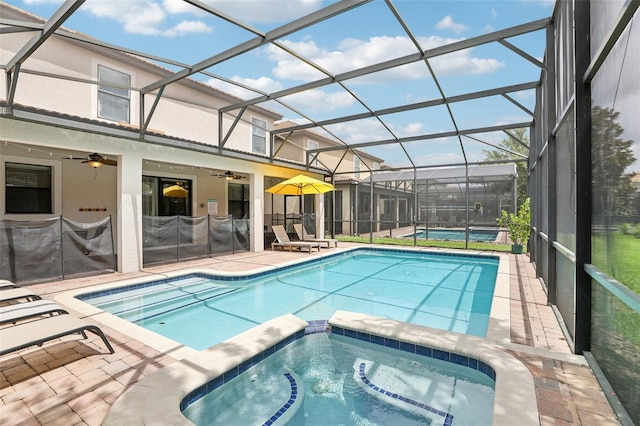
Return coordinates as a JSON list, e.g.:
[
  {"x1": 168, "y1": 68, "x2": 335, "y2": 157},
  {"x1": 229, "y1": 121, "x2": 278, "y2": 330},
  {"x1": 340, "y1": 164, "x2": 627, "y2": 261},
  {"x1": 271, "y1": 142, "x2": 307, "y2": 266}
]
[
  {"x1": 5, "y1": 163, "x2": 52, "y2": 214},
  {"x1": 251, "y1": 117, "x2": 266, "y2": 154},
  {"x1": 98, "y1": 65, "x2": 131, "y2": 123}
]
